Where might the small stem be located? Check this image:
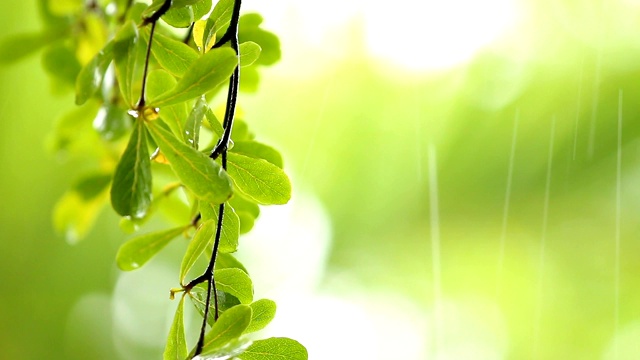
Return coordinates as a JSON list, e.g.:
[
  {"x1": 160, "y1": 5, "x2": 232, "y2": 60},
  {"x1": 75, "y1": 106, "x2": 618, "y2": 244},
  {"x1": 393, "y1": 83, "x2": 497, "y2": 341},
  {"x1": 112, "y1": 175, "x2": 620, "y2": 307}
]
[{"x1": 136, "y1": 20, "x2": 156, "y2": 109}]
